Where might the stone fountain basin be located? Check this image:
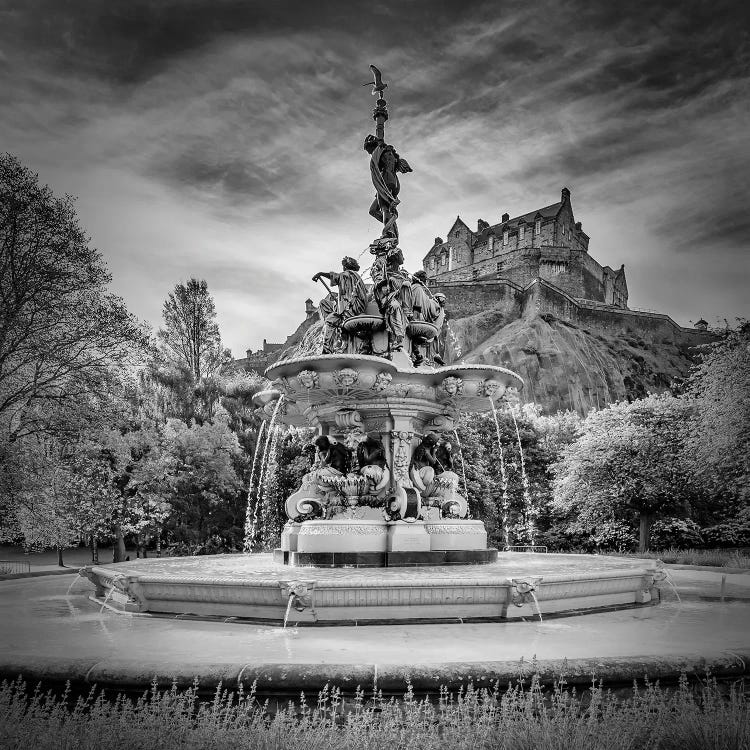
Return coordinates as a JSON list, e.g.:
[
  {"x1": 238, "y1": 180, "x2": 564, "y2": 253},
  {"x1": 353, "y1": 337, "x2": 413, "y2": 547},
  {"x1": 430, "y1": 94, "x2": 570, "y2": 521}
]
[
  {"x1": 81, "y1": 553, "x2": 659, "y2": 624},
  {"x1": 256, "y1": 354, "x2": 523, "y2": 419}
]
